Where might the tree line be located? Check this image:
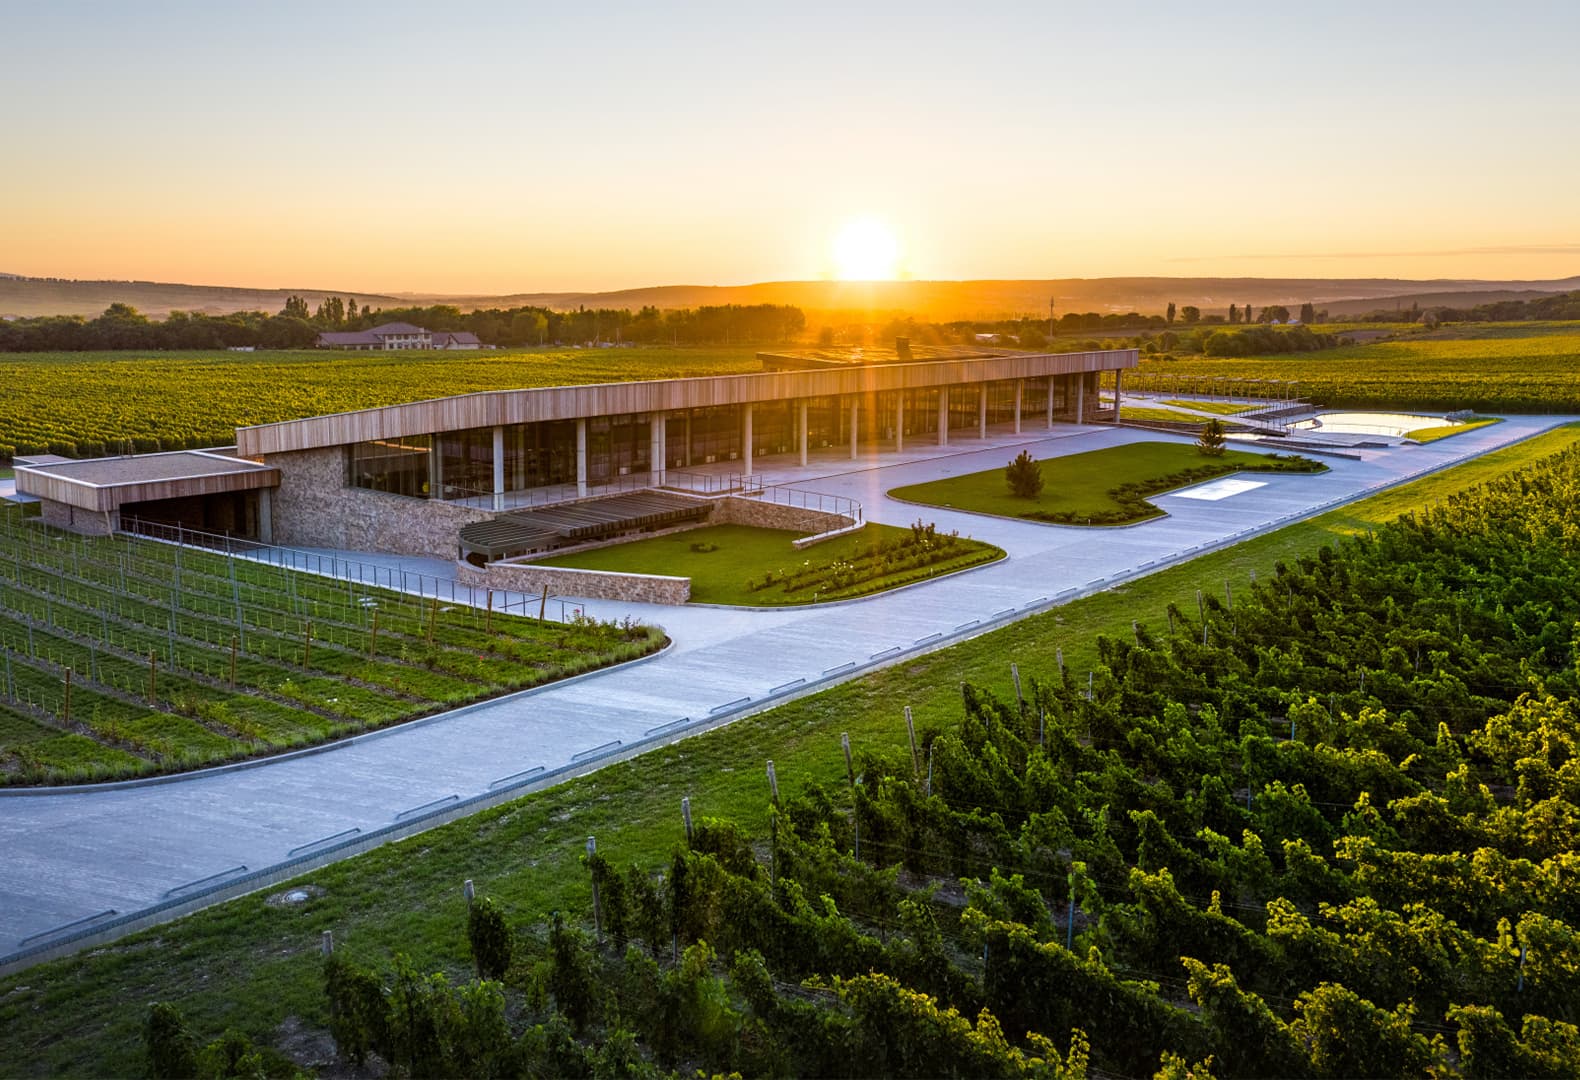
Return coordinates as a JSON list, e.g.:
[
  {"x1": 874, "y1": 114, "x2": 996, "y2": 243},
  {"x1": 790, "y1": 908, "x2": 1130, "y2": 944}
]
[
  {"x1": 1348, "y1": 290, "x2": 1580, "y2": 325},
  {"x1": 0, "y1": 300, "x2": 807, "y2": 352}
]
